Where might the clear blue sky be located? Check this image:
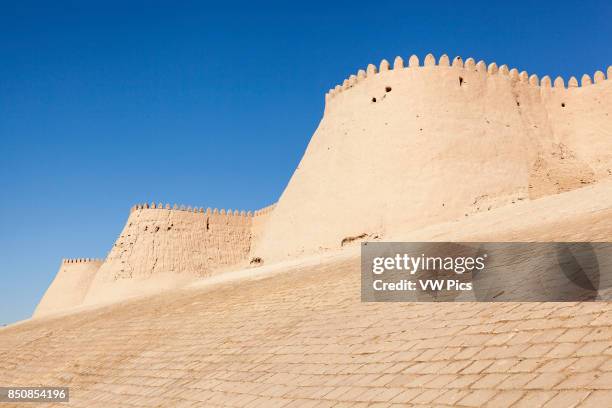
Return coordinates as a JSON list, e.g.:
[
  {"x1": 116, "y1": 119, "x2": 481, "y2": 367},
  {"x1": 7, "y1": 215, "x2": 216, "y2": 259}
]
[{"x1": 1, "y1": 0, "x2": 611, "y2": 324}]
